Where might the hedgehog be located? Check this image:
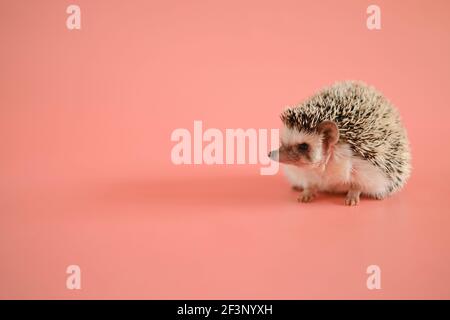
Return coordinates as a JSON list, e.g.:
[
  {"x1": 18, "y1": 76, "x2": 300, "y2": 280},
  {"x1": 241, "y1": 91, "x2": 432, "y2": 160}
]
[{"x1": 268, "y1": 81, "x2": 411, "y2": 206}]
